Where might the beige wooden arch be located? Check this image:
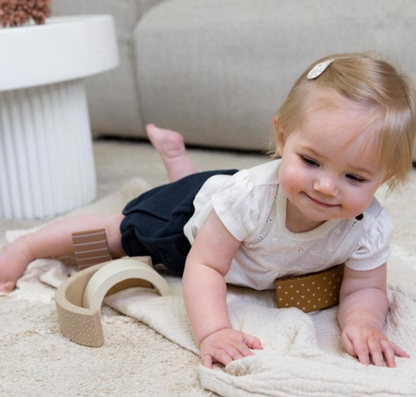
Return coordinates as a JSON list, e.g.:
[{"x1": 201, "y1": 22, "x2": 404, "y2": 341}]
[{"x1": 55, "y1": 257, "x2": 171, "y2": 347}]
